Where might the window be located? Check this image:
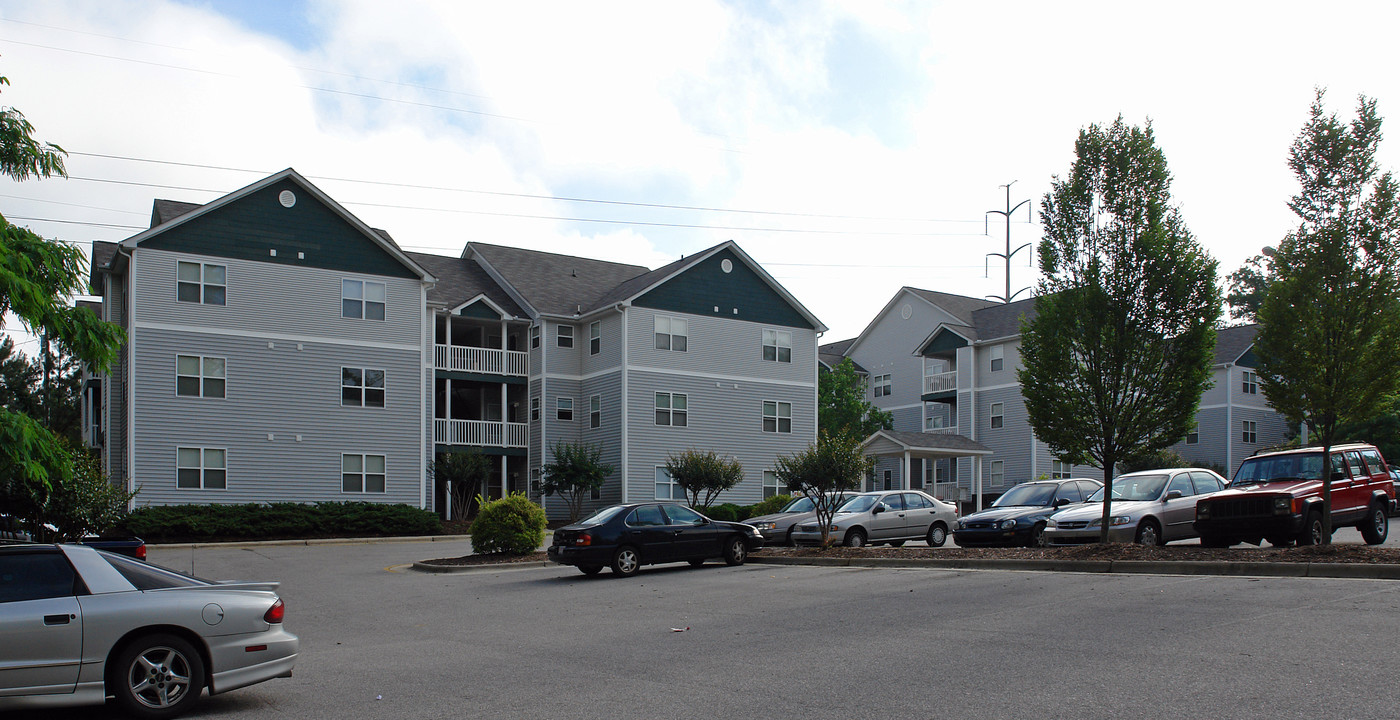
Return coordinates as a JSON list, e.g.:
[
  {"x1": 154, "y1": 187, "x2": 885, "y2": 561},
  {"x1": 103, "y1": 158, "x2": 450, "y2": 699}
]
[
  {"x1": 655, "y1": 467, "x2": 681, "y2": 500},
  {"x1": 342, "y1": 453, "x2": 386, "y2": 493},
  {"x1": 990, "y1": 460, "x2": 1005, "y2": 486},
  {"x1": 1054, "y1": 482, "x2": 1083, "y2": 504},
  {"x1": 530, "y1": 325, "x2": 540, "y2": 349},
  {"x1": 556, "y1": 397, "x2": 574, "y2": 421},
  {"x1": 763, "y1": 329, "x2": 792, "y2": 363},
  {"x1": 530, "y1": 397, "x2": 540, "y2": 422},
  {"x1": 589, "y1": 321, "x2": 601, "y2": 355},
  {"x1": 0, "y1": 552, "x2": 80, "y2": 603},
  {"x1": 1242, "y1": 370, "x2": 1258, "y2": 395},
  {"x1": 873, "y1": 374, "x2": 891, "y2": 398},
  {"x1": 1242, "y1": 420, "x2": 1257, "y2": 444},
  {"x1": 763, "y1": 470, "x2": 782, "y2": 498},
  {"x1": 589, "y1": 395, "x2": 601, "y2": 429},
  {"x1": 341, "y1": 367, "x2": 385, "y2": 407},
  {"x1": 629, "y1": 505, "x2": 666, "y2": 526},
  {"x1": 654, "y1": 315, "x2": 688, "y2": 352},
  {"x1": 655, "y1": 392, "x2": 688, "y2": 426},
  {"x1": 1190, "y1": 471, "x2": 1223, "y2": 495},
  {"x1": 342, "y1": 279, "x2": 386, "y2": 320},
  {"x1": 990, "y1": 402, "x2": 1004, "y2": 429},
  {"x1": 177, "y1": 261, "x2": 226, "y2": 305},
  {"x1": 990, "y1": 344, "x2": 1004, "y2": 372},
  {"x1": 1186, "y1": 425, "x2": 1199, "y2": 445},
  {"x1": 557, "y1": 325, "x2": 574, "y2": 348},
  {"x1": 176, "y1": 355, "x2": 225, "y2": 398},
  {"x1": 1051, "y1": 460, "x2": 1072, "y2": 479},
  {"x1": 177, "y1": 447, "x2": 226, "y2": 490},
  {"x1": 883, "y1": 469, "x2": 892, "y2": 490},
  {"x1": 1167, "y1": 473, "x2": 1194, "y2": 497},
  {"x1": 763, "y1": 401, "x2": 792, "y2": 433}
]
